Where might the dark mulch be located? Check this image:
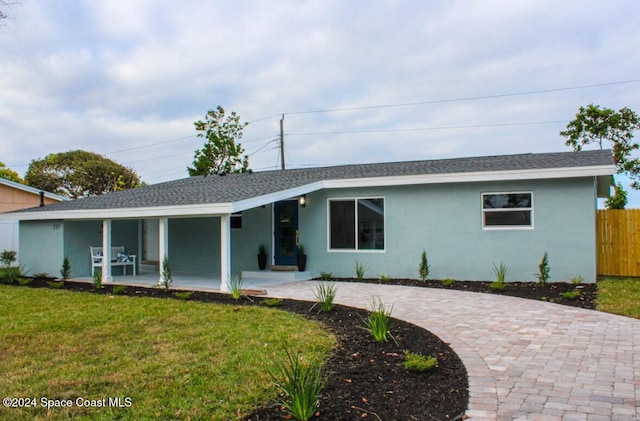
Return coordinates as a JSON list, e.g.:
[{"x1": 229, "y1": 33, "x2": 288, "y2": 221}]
[
  {"x1": 4, "y1": 276, "x2": 598, "y2": 420},
  {"x1": 339, "y1": 278, "x2": 597, "y2": 310}
]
